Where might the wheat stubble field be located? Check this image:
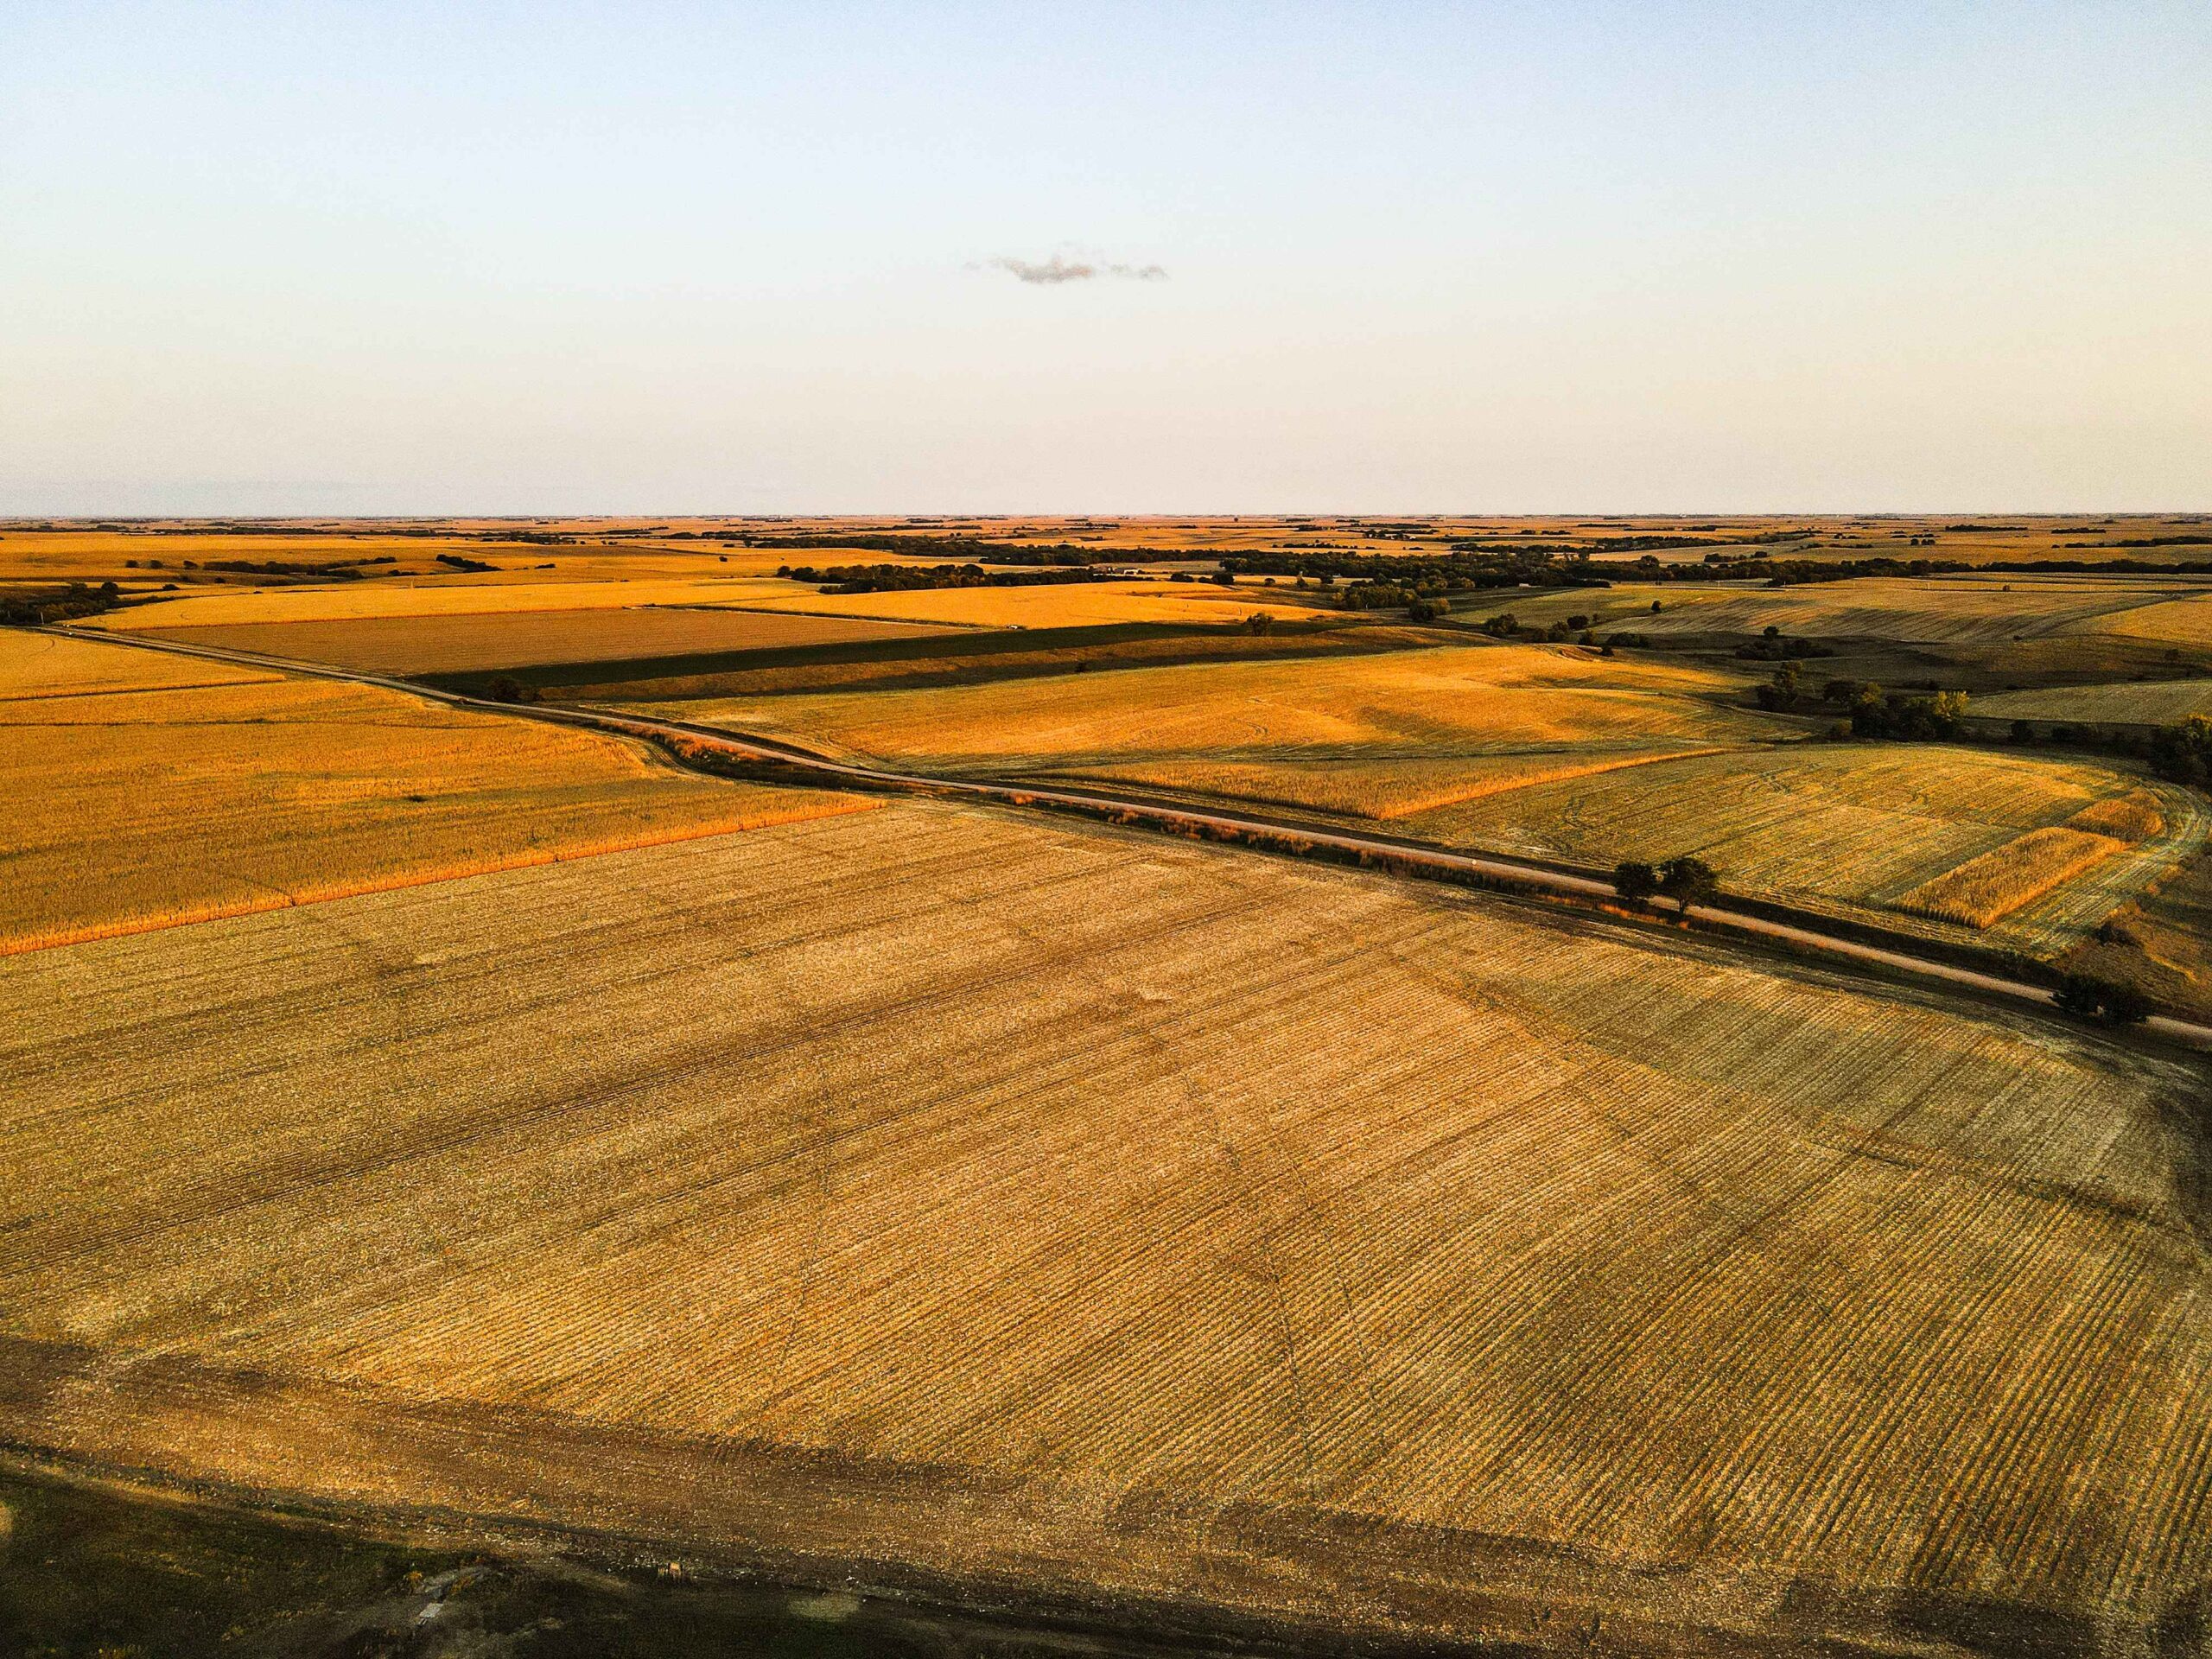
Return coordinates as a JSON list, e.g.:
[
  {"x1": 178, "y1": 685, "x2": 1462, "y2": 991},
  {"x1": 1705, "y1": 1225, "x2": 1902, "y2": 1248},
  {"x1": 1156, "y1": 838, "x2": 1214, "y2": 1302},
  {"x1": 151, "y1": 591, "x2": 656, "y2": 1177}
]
[
  {"x1": 632, "y1": 644, "x2": 2202, "y2": 955},
  {"x1": 11, "y1": 521, "x2": 2212, "y2": 1654},
  {"x1": 114, "y1": 604, "x2": 964, "y2": 676},
  {"x1": 3, "y1": 801, "x2": 2209, "y2": 1654},
  {"x1": 0, "y1": 630, "x2": 873, "y2": 952}
]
